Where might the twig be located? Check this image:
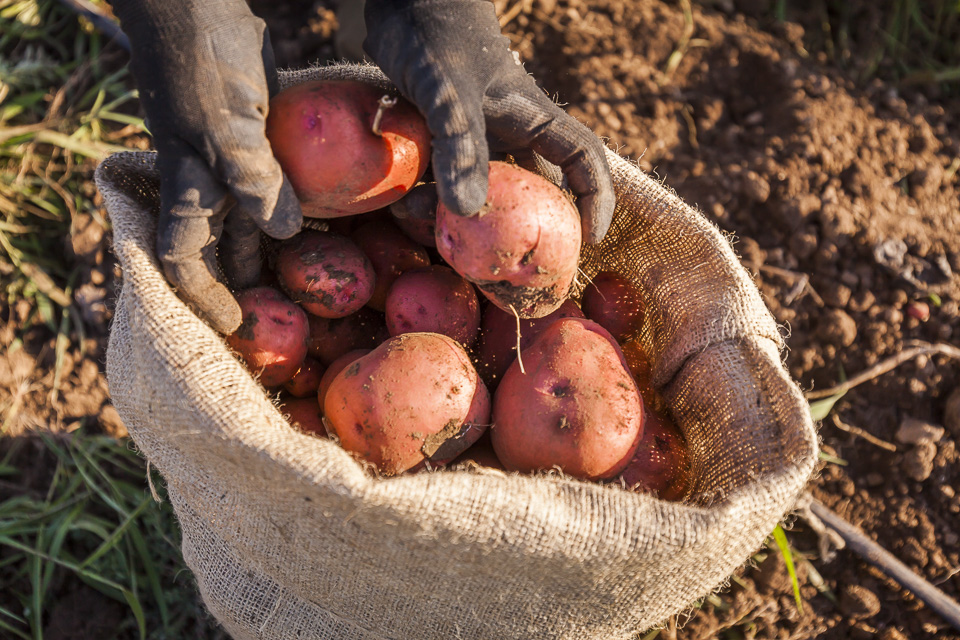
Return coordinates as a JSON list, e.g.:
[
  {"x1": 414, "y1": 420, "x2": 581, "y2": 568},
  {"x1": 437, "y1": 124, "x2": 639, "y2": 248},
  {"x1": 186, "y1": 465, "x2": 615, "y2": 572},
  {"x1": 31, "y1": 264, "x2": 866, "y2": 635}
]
[
  {"x1": 830, "y1": 414, "x2": 897, "y2": 452},
  {"x1": 744, "y1": 261, "x2": 824, "y2": 306},
  {"x1": 806, "y1": 341, "x2": 960, "y2": 400},
  {"x1": 806, "y1": 497, "x2": 960, "y2": 633}
]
